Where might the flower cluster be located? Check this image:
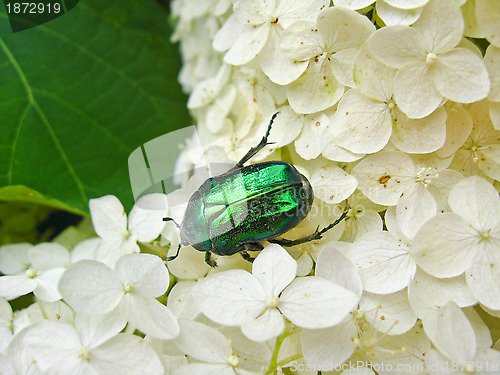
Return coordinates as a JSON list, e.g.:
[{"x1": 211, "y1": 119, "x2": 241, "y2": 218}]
[{"x1": 1, "y1": 0, "x2": 500, "y2": 374}]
